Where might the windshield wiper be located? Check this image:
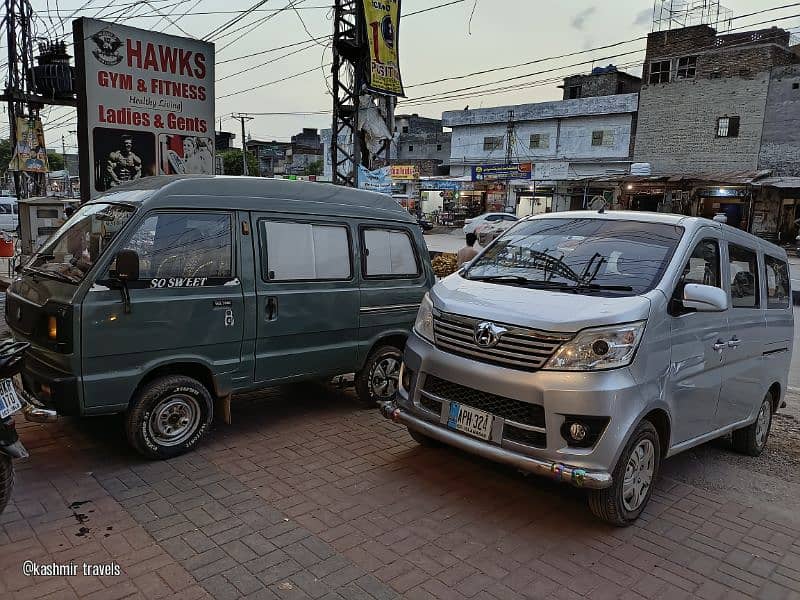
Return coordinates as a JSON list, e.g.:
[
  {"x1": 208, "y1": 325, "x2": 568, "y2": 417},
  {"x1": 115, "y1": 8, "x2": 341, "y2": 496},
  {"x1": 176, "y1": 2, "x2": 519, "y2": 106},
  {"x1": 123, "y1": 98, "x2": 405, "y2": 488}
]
[
  {"x1": 539, "y1": 281, "x2": 634, "y2": 293},
  {"x1": 469, "y1": 274, "x2": 537, "y2": 286},
  {"x1": 21, "y1": 265, "x2": 81, "y2": 284},
  {"x1": 470, "y1": 275, "x2": 632, "y2": 293}
]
